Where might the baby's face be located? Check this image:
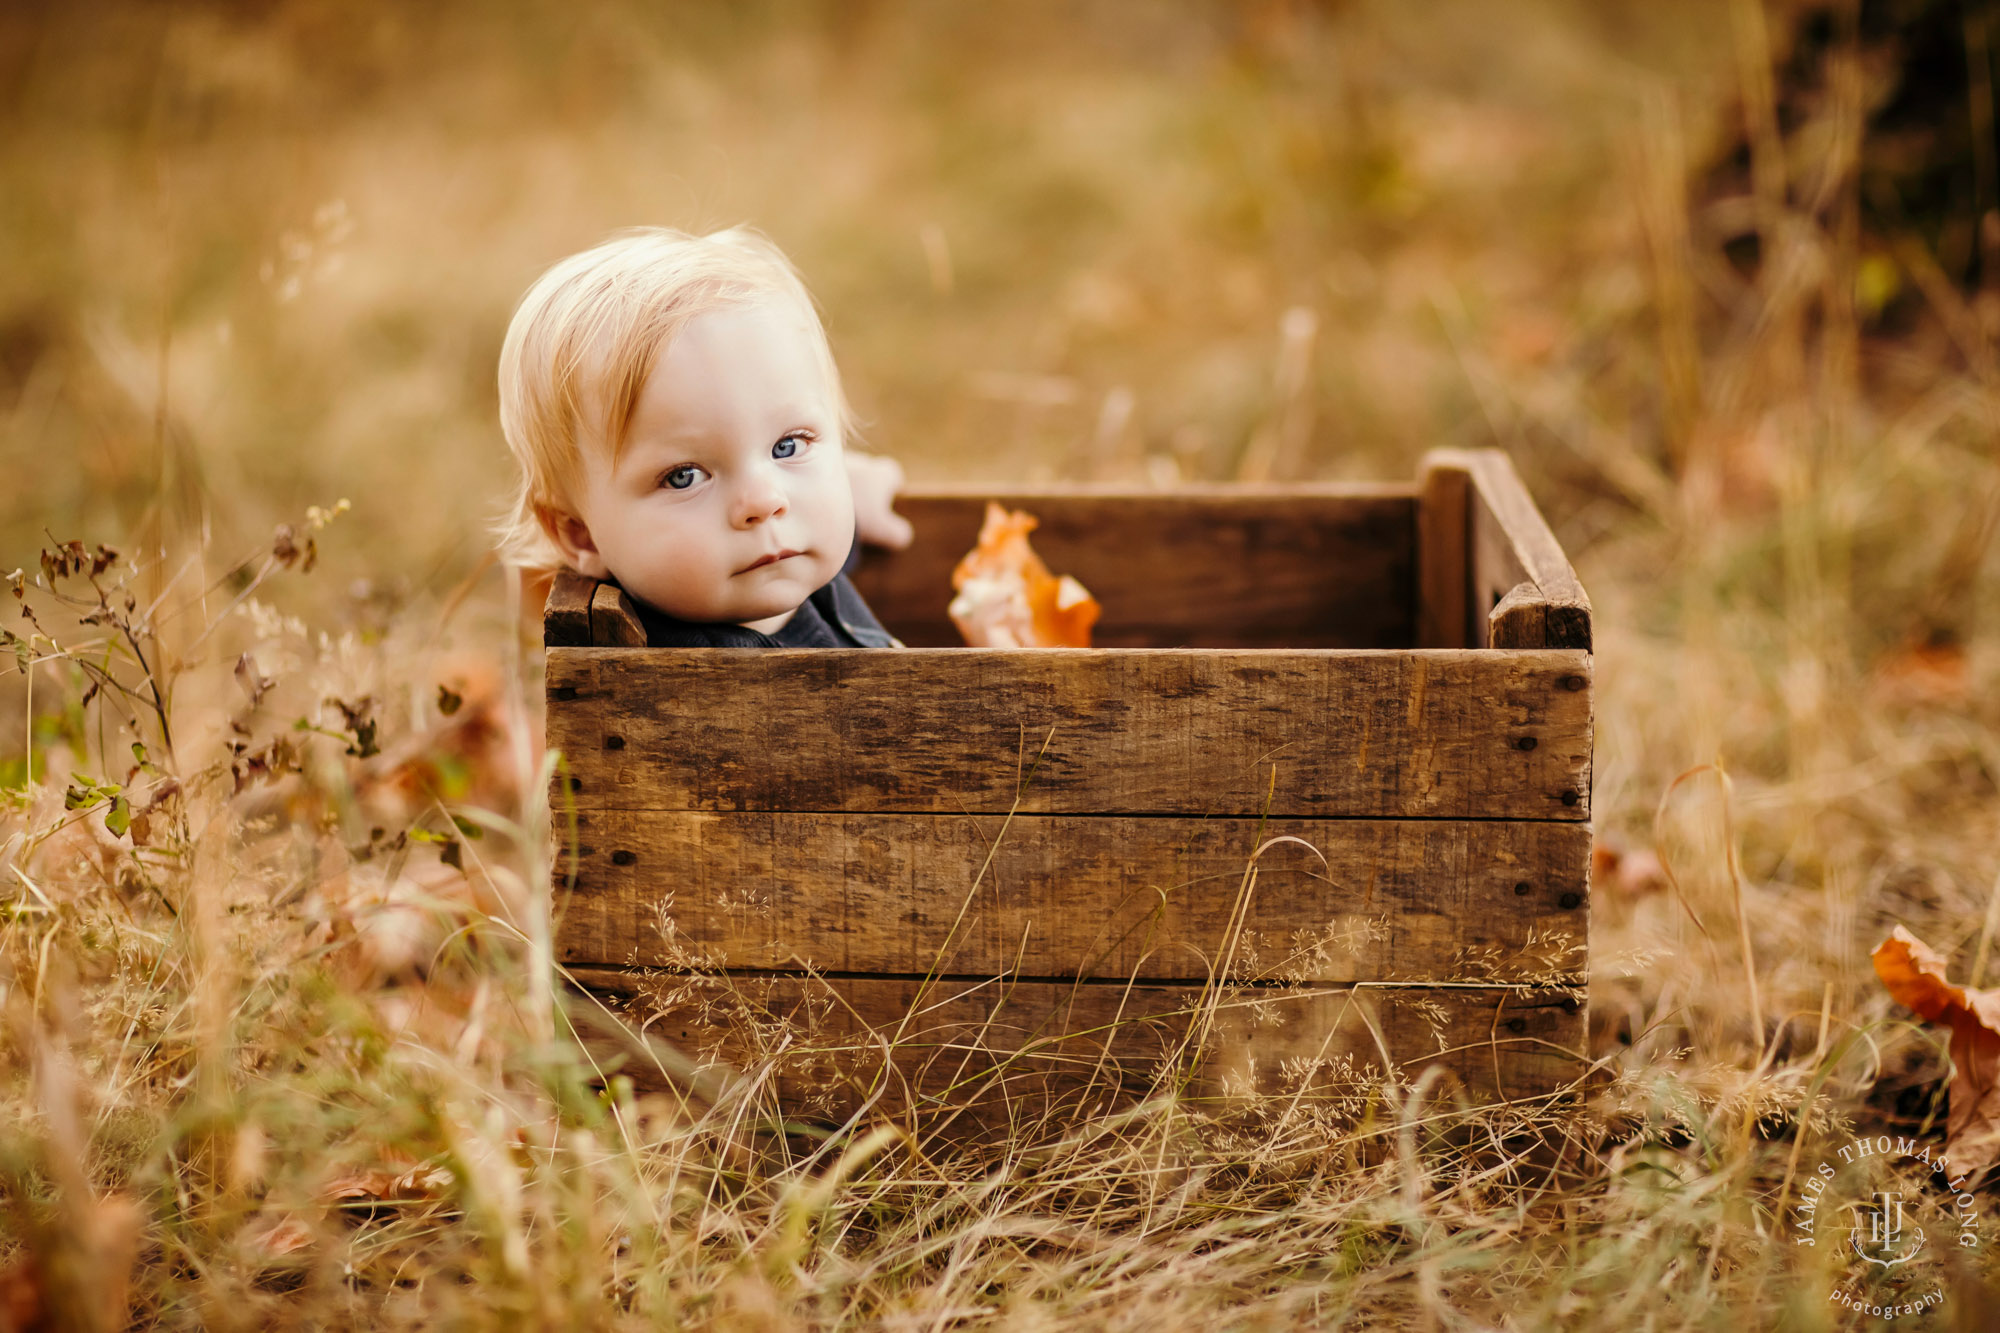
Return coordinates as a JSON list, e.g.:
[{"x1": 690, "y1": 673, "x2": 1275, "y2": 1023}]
[{"x1": 560, "y1": 301, "x2": 854, "y2": 631}]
